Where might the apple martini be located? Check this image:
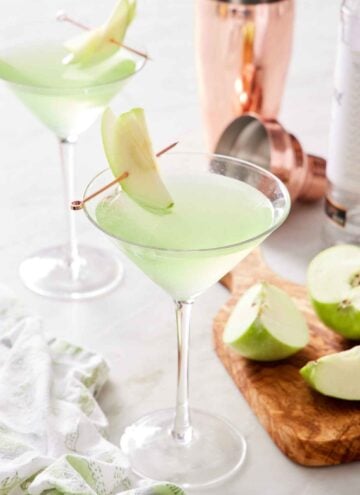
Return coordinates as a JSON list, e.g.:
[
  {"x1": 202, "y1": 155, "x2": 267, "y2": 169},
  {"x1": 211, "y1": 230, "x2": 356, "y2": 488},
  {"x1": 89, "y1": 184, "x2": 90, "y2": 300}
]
[
  {"x1": 80, "y1": 108, "x2": 291, "y2": 489},
  {"x1": 0, "y1": 0, "x2": 146, "y2": 299}
]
